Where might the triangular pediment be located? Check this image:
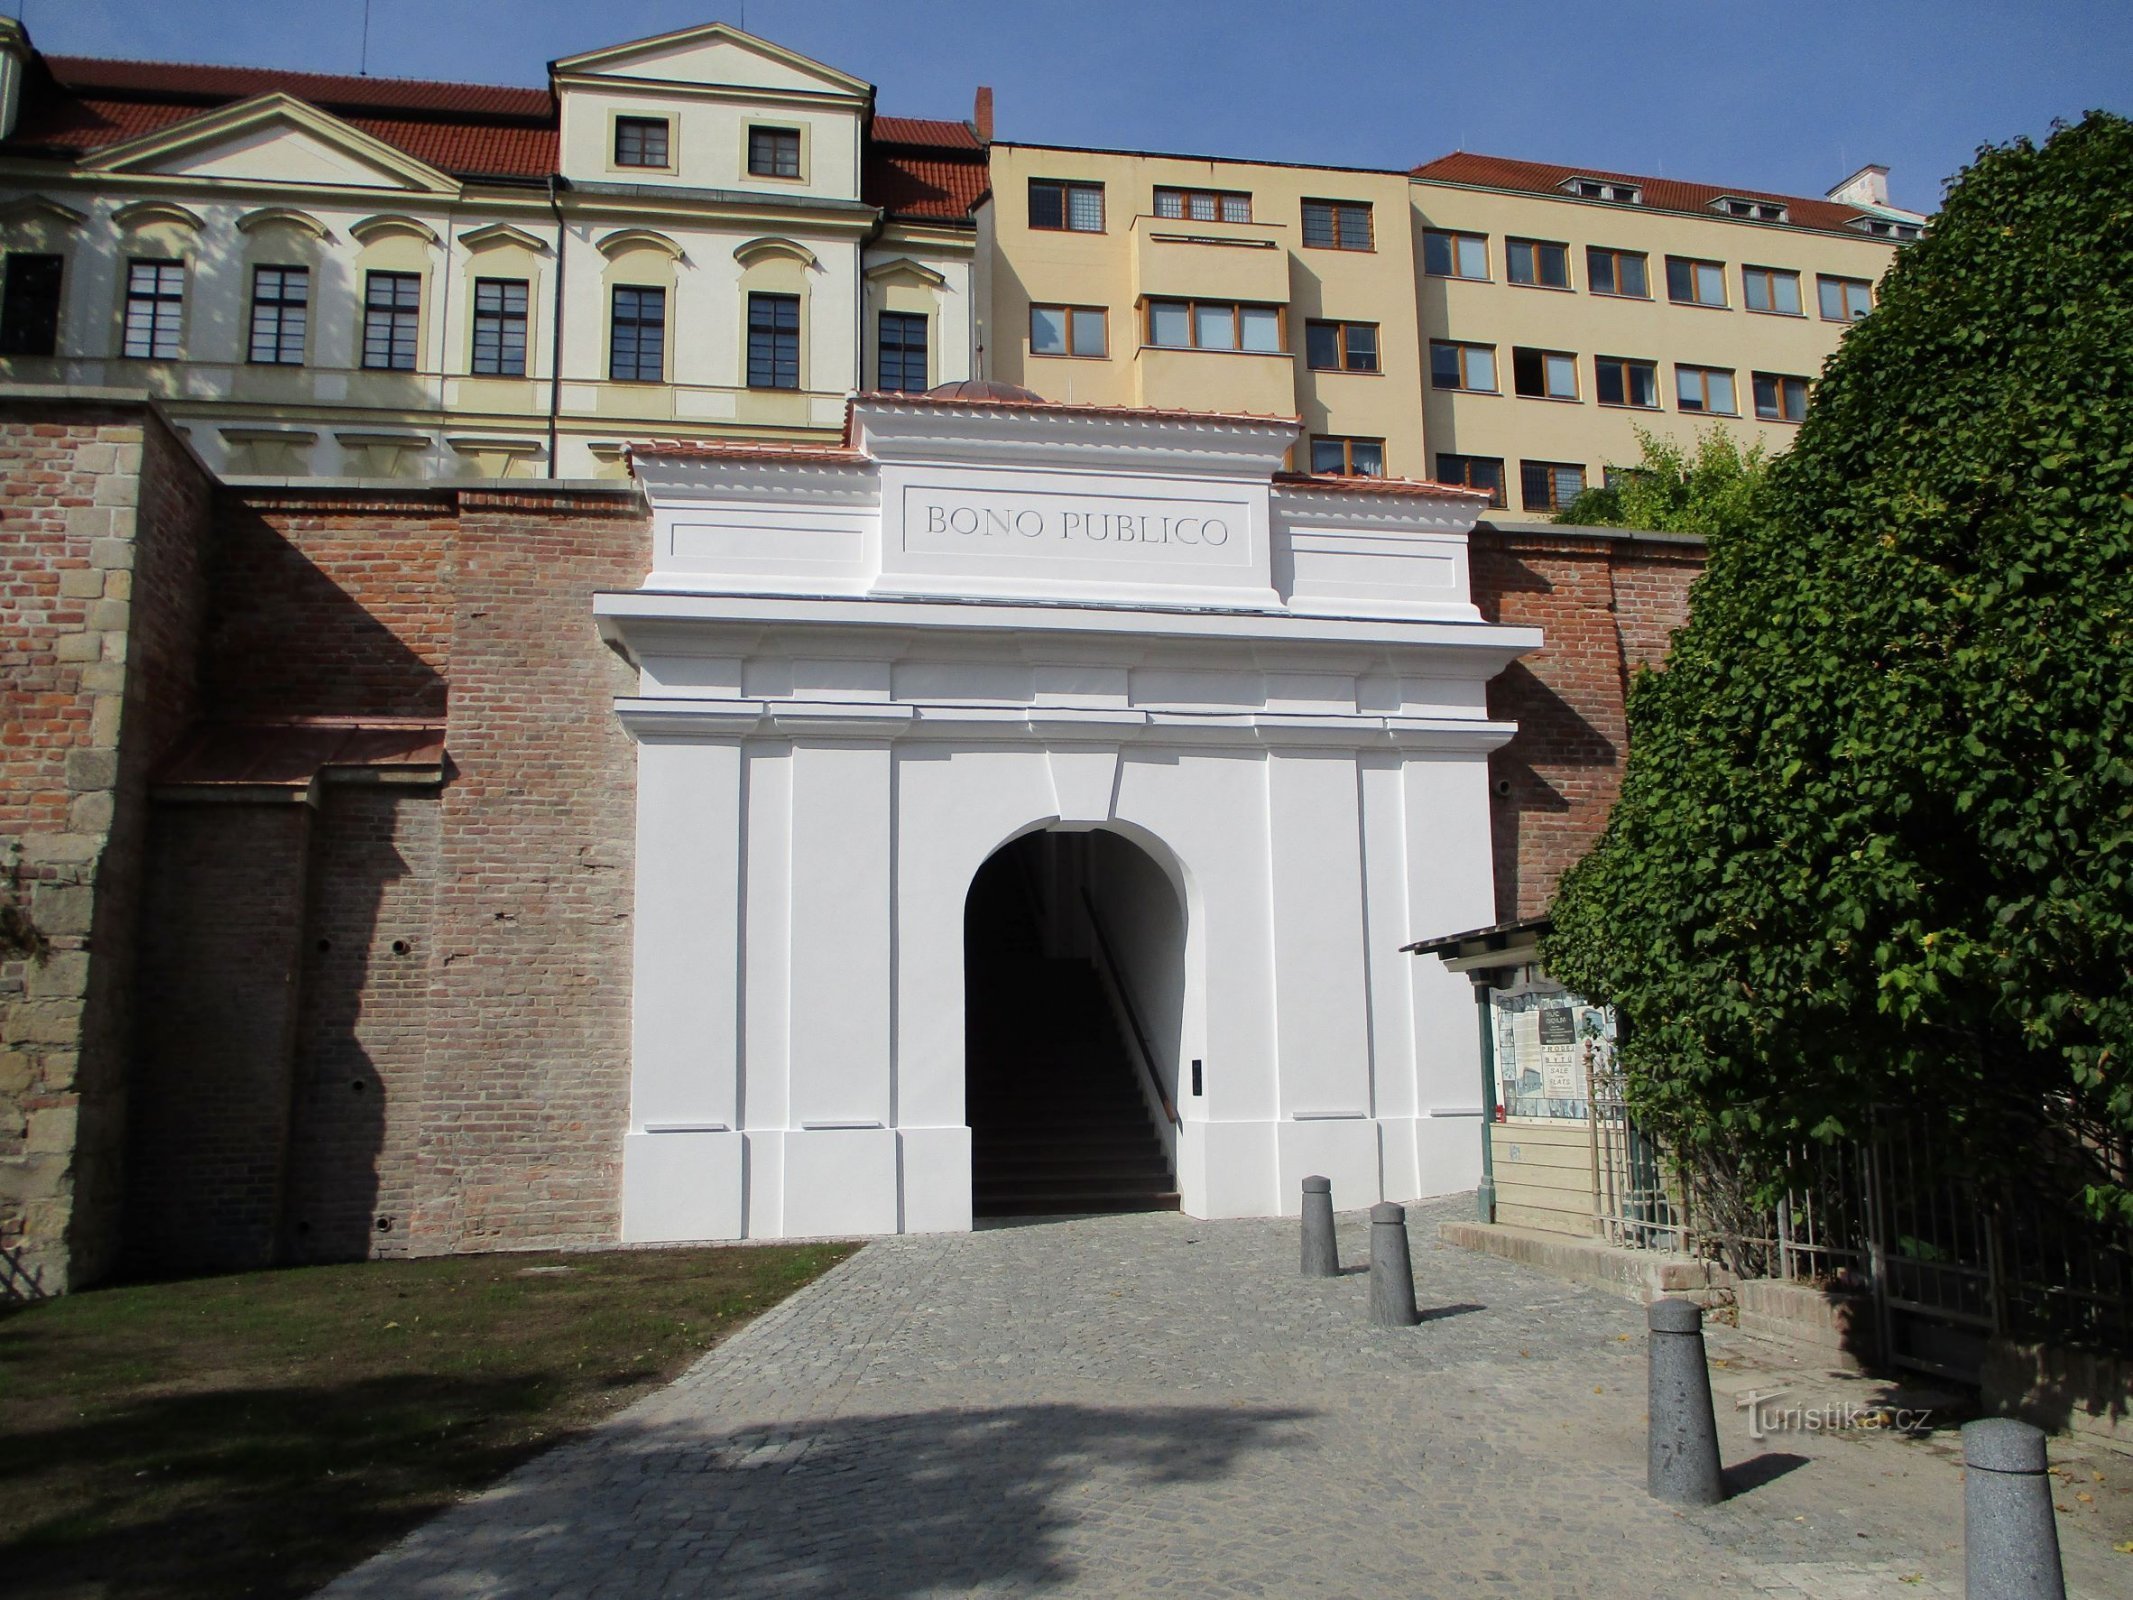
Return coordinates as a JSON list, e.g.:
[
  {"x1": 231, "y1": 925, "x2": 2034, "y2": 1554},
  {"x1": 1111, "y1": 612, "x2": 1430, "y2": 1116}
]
[
  {"x1": 552, "y1": 23, "x2": 869, "y2": 99},
  {"x1": 82, "y1": 94, "x2": 457, "y2": 194}
]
